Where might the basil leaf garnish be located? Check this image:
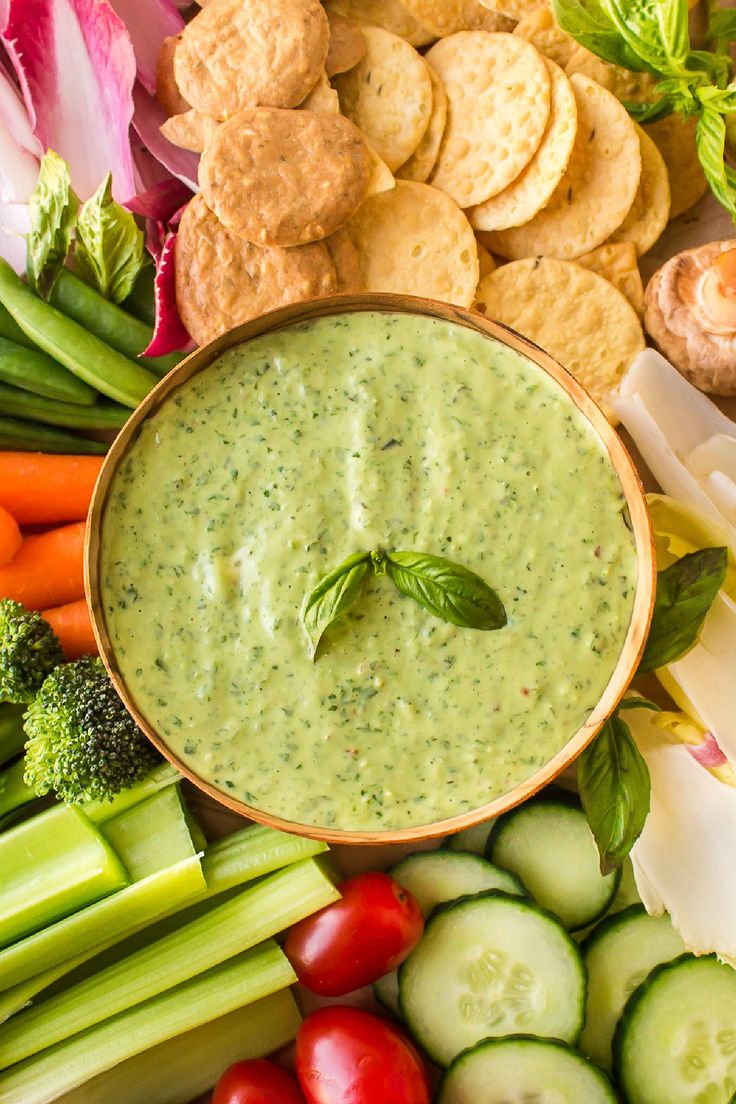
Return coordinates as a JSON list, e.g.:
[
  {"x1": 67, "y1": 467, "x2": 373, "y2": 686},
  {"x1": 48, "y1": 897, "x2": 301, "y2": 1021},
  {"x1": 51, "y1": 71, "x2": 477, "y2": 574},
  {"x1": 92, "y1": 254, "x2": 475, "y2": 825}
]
[
  {"x1": 578, "y1": 713, "x2": 651, "y2": 875},
  {"x1": 302, "y1": 551, "x2": 370, "y2": 660},
  {"x1": 26, "y1": 151, "x2": 79, "y2": 299},
  {"x1": 74, "y1": 173, "x2": 145, "y2": 304},
  {"x1": 639, "y1": 546, "x2": 728, "y2": 673},
  {"x1": 385, "y1": 551, "x2": 506, "y2": 631},
  {"x1": 616, "y1": 695, "x2": 661, "y2": 713}
]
